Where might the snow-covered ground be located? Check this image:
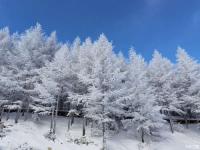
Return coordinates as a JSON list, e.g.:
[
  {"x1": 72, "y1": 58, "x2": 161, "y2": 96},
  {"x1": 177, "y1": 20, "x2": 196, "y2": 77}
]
[{"x1": 1, "y1": 115, "x2": 200, "y2": 150}]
